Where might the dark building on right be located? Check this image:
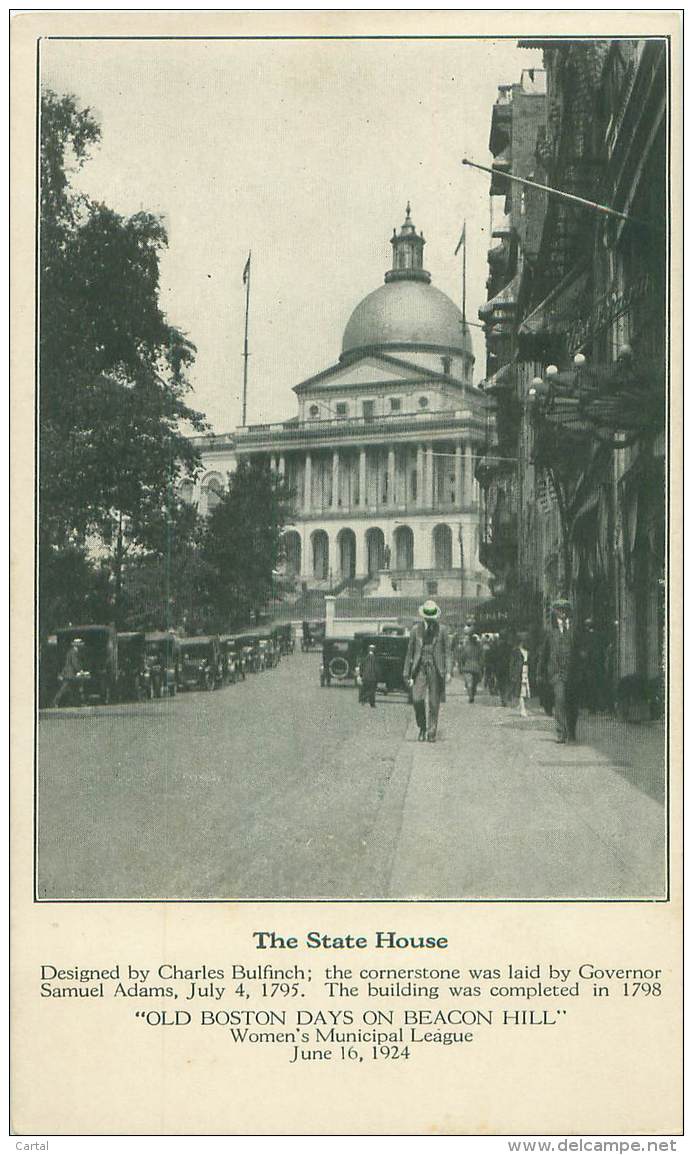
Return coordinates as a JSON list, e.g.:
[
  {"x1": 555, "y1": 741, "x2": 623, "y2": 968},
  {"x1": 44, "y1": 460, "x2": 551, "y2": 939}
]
[{"x1": 477, "y1": 39, "x2": 667, "y2": 714}]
